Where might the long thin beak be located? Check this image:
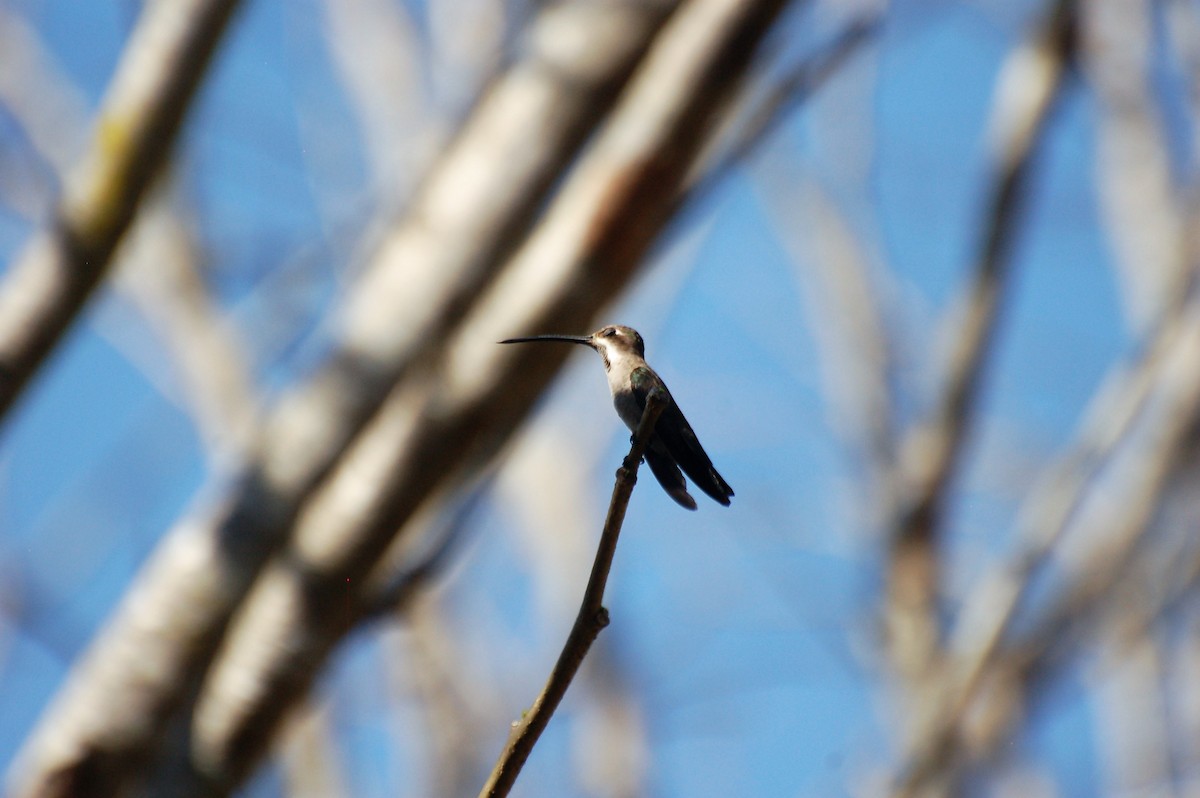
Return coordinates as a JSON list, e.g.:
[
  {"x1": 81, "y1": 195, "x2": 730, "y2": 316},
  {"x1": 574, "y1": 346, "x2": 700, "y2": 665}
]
[{"x1": 499, "y1": 334, "x2": 594, "y2": 348}]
